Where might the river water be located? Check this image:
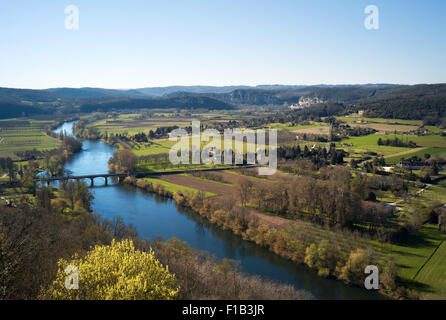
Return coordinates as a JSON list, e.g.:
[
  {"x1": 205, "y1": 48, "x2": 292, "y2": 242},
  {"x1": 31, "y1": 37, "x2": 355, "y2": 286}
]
[{"x1": 54, "y1": 121, "x2": 381, "y2": 300}]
